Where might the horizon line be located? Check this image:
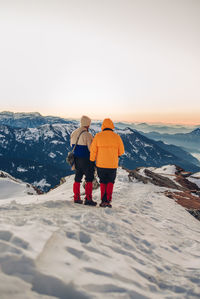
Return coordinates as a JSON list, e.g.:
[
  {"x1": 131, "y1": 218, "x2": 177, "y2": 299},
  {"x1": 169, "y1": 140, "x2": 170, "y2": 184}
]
[{"x1": 0, "y1": 110, "x2": 200, "y2": 126}]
